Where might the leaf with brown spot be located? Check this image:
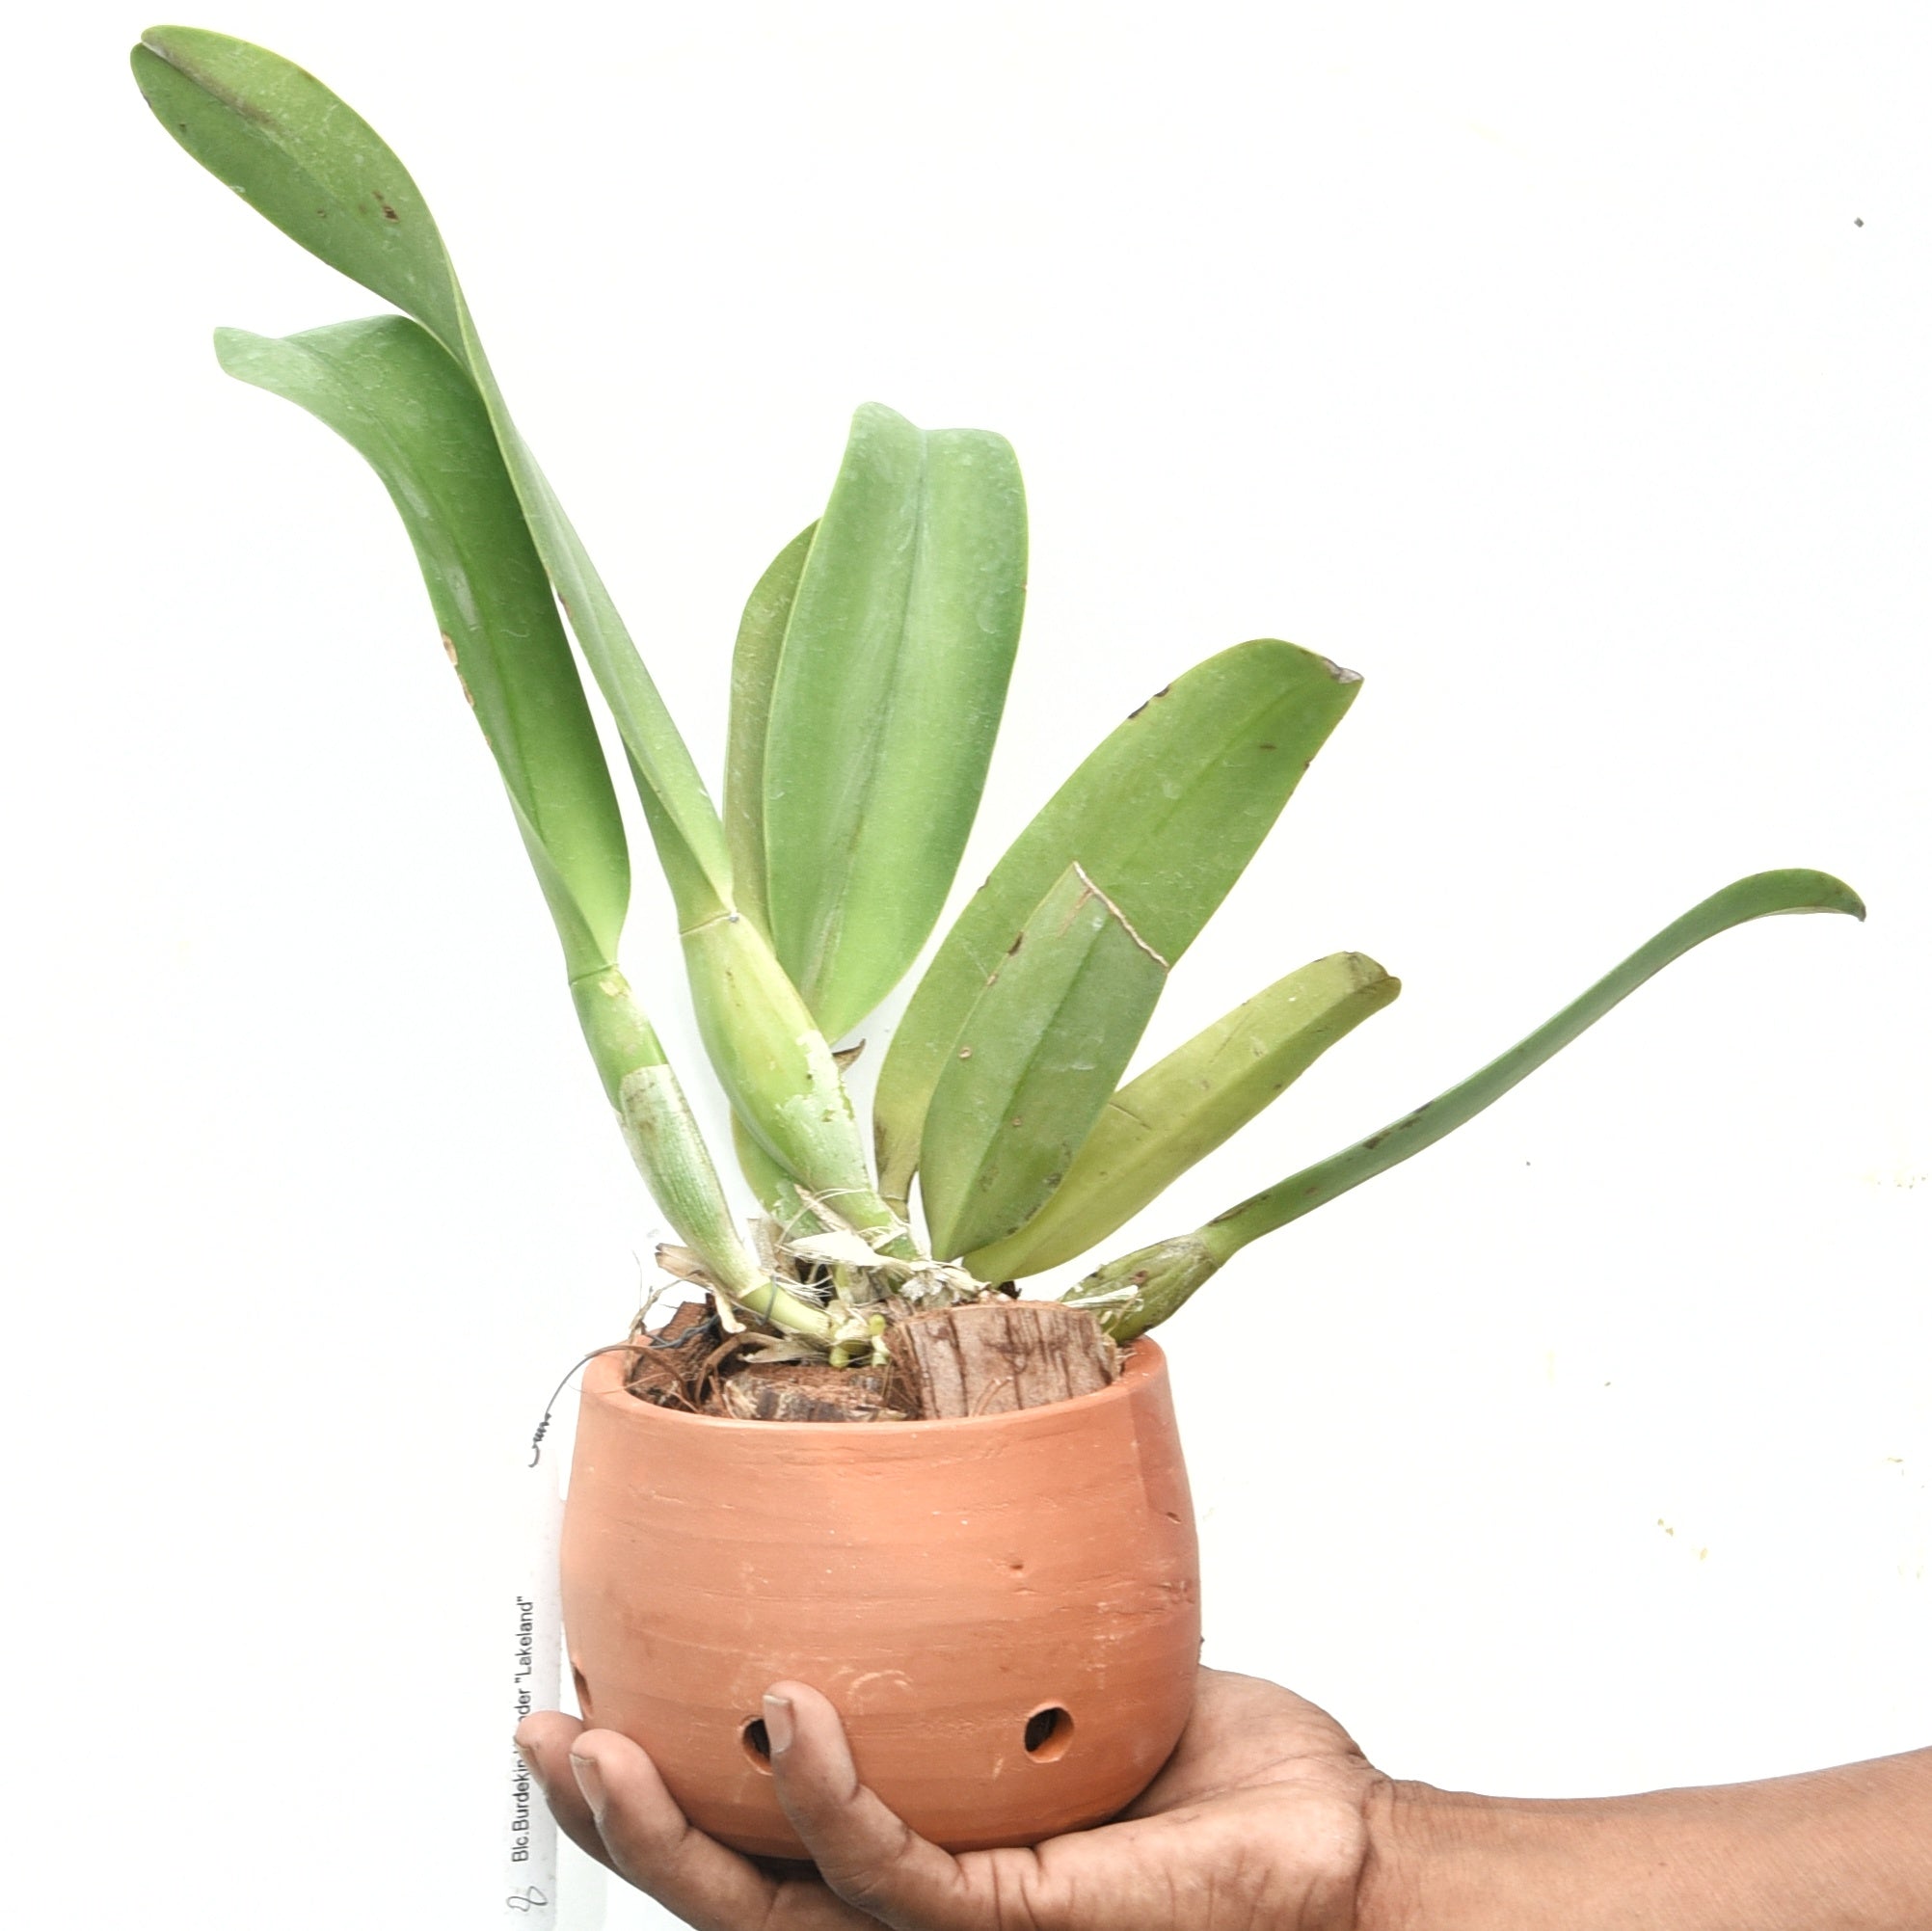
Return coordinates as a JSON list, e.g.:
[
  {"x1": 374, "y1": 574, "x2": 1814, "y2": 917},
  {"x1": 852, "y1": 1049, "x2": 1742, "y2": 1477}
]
[
  {"x1": 874, "y1": 638, "x2": 1362, "y2": 1209},
  {"x1": 134, "y1": 25, "x2": 733, "y2": 919}
]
